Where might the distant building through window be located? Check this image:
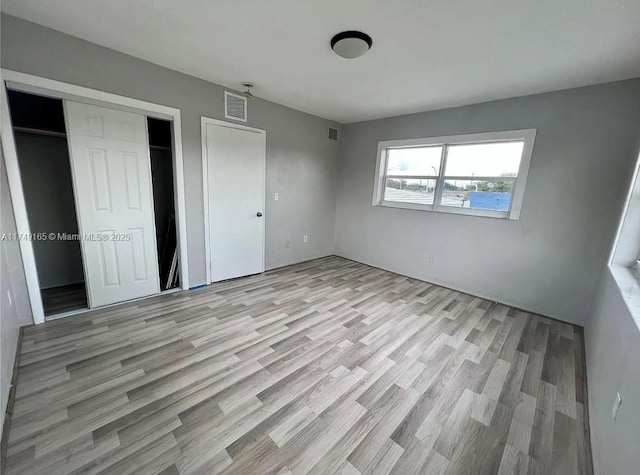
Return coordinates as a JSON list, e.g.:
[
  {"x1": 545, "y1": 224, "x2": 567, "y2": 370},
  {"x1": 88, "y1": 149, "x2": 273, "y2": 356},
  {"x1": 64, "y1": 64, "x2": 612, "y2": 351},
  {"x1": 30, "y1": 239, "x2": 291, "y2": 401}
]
[{"x1": 372, "y1": 130, "x2": 536, "y2": 219}]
